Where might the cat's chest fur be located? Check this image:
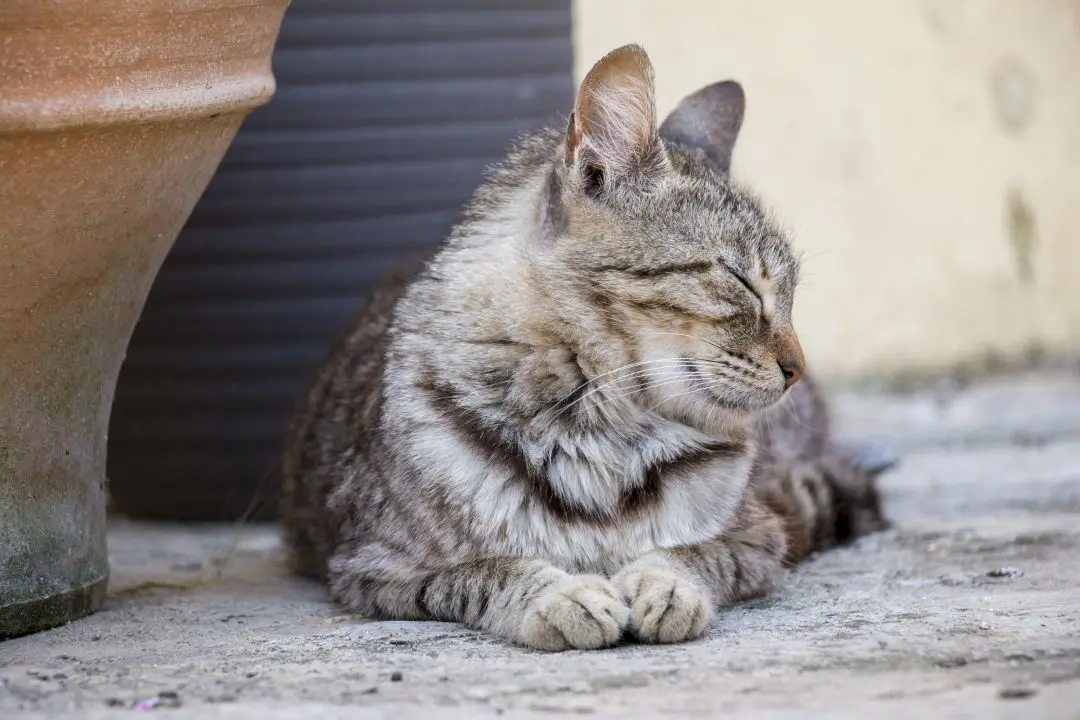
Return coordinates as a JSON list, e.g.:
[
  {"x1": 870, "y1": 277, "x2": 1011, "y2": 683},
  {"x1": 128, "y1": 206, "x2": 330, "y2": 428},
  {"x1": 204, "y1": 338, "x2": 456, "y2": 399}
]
[{"x1": 386, "y1": 356, "x2": 755, "y2": 575}]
